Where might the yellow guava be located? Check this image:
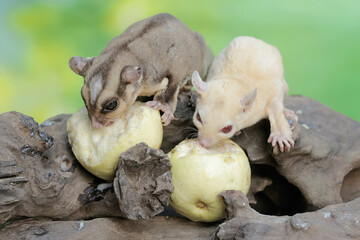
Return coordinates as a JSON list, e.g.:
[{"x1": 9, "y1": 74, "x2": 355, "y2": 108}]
[
  {"x1": 168, "y1": 139, "x2": 251, "y2": 222},
  {"x1": 67, "y1": 102, "x2": 163, "y2": 181}
]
